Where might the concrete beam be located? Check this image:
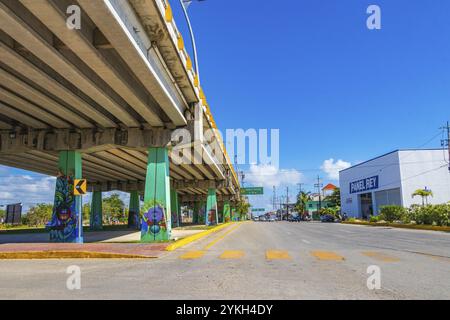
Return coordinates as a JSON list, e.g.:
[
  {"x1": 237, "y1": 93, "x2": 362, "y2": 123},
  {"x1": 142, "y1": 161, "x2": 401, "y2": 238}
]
[
  {"x1": 19, "y1": 0, "x2": 164, "y2": 127},
  {"x1": 78, "y1": 0, "x2": 188, "y2": 126},
  {"x1": 0, "y1": 2, "x2": 140, "y2": 127},
  {"x1": 0, "y1": 128, "x2": 174, "y2": 154},
  {"x1": 172, "y1": 180, "x2": 226, "y2": 190}
]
